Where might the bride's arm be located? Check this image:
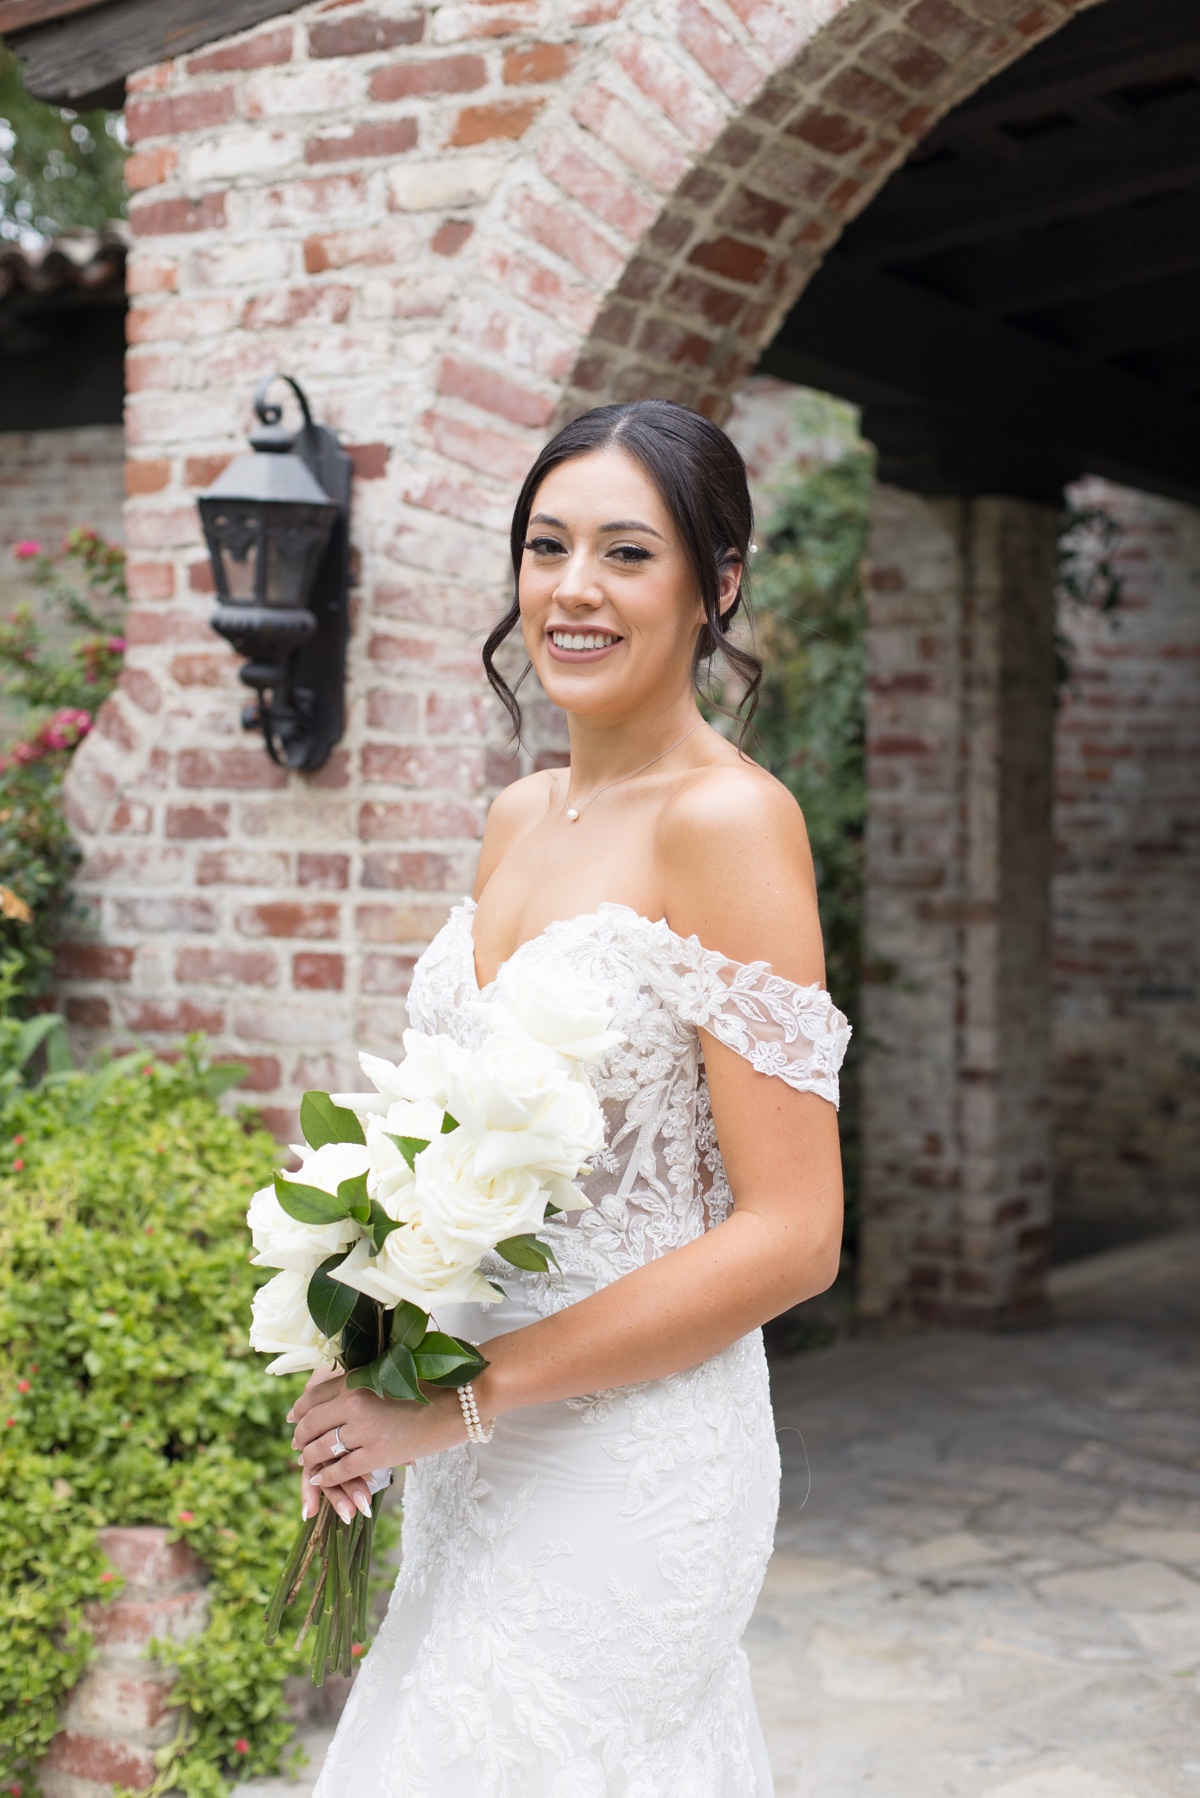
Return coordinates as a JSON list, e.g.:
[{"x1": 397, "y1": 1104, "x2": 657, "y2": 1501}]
[{"x1": 292, "y1": 768, "x2": 843, "y2": 1490}]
